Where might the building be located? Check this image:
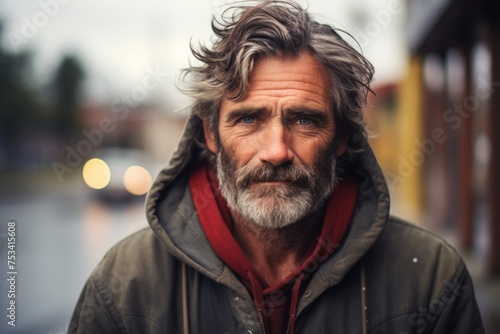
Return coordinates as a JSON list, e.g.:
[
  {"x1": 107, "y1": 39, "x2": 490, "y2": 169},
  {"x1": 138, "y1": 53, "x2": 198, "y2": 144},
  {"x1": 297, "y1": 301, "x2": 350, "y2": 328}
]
[{"x1": 407, "y1": 0, "x2": 500, "y2": 275}]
